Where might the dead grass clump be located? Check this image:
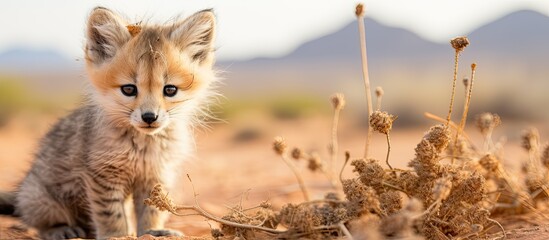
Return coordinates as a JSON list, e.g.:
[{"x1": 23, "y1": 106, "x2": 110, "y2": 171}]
[
  {"x1": 424, "y1": 124, "x2": 451, "y2": 152},
  {"x1": 379, "y1": 191, "x2": 403, "y2": 216},
  {"x1": 342, "y1": 179, "x2": 382, "y2": 218},
  {"x1": 351, "y1": 159, "x2": 386, "y2": 192},
  {"x1": 143, "y1": 3, "x2": 549, "y2": 239}
]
